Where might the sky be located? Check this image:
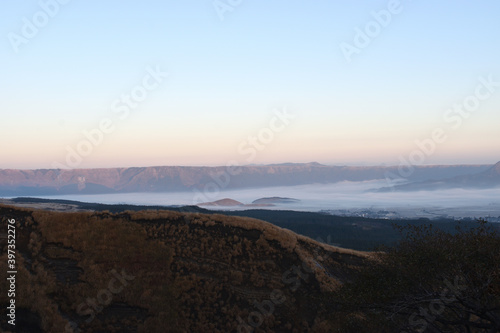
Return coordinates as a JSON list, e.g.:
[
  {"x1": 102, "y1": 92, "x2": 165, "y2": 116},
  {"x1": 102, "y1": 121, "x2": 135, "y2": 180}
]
[{"x1": 1, "y1": 0, "x2": 499, "y2": 169}]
